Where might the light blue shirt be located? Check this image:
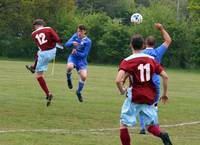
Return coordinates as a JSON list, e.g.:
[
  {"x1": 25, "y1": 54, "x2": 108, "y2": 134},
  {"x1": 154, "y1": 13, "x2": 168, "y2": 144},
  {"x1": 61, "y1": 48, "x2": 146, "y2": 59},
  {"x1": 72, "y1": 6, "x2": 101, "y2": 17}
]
[{"x1": 142, "y1": 44, "x2": 167, "y2": 102}]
